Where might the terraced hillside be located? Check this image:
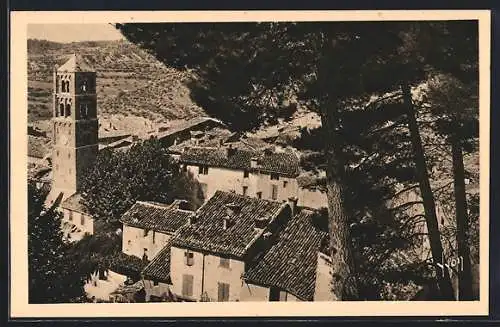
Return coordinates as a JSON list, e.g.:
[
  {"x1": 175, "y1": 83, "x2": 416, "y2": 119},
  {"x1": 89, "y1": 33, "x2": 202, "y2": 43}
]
[{"x1": 28, "y1": 39, "x2": 205, "y2": 123}]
